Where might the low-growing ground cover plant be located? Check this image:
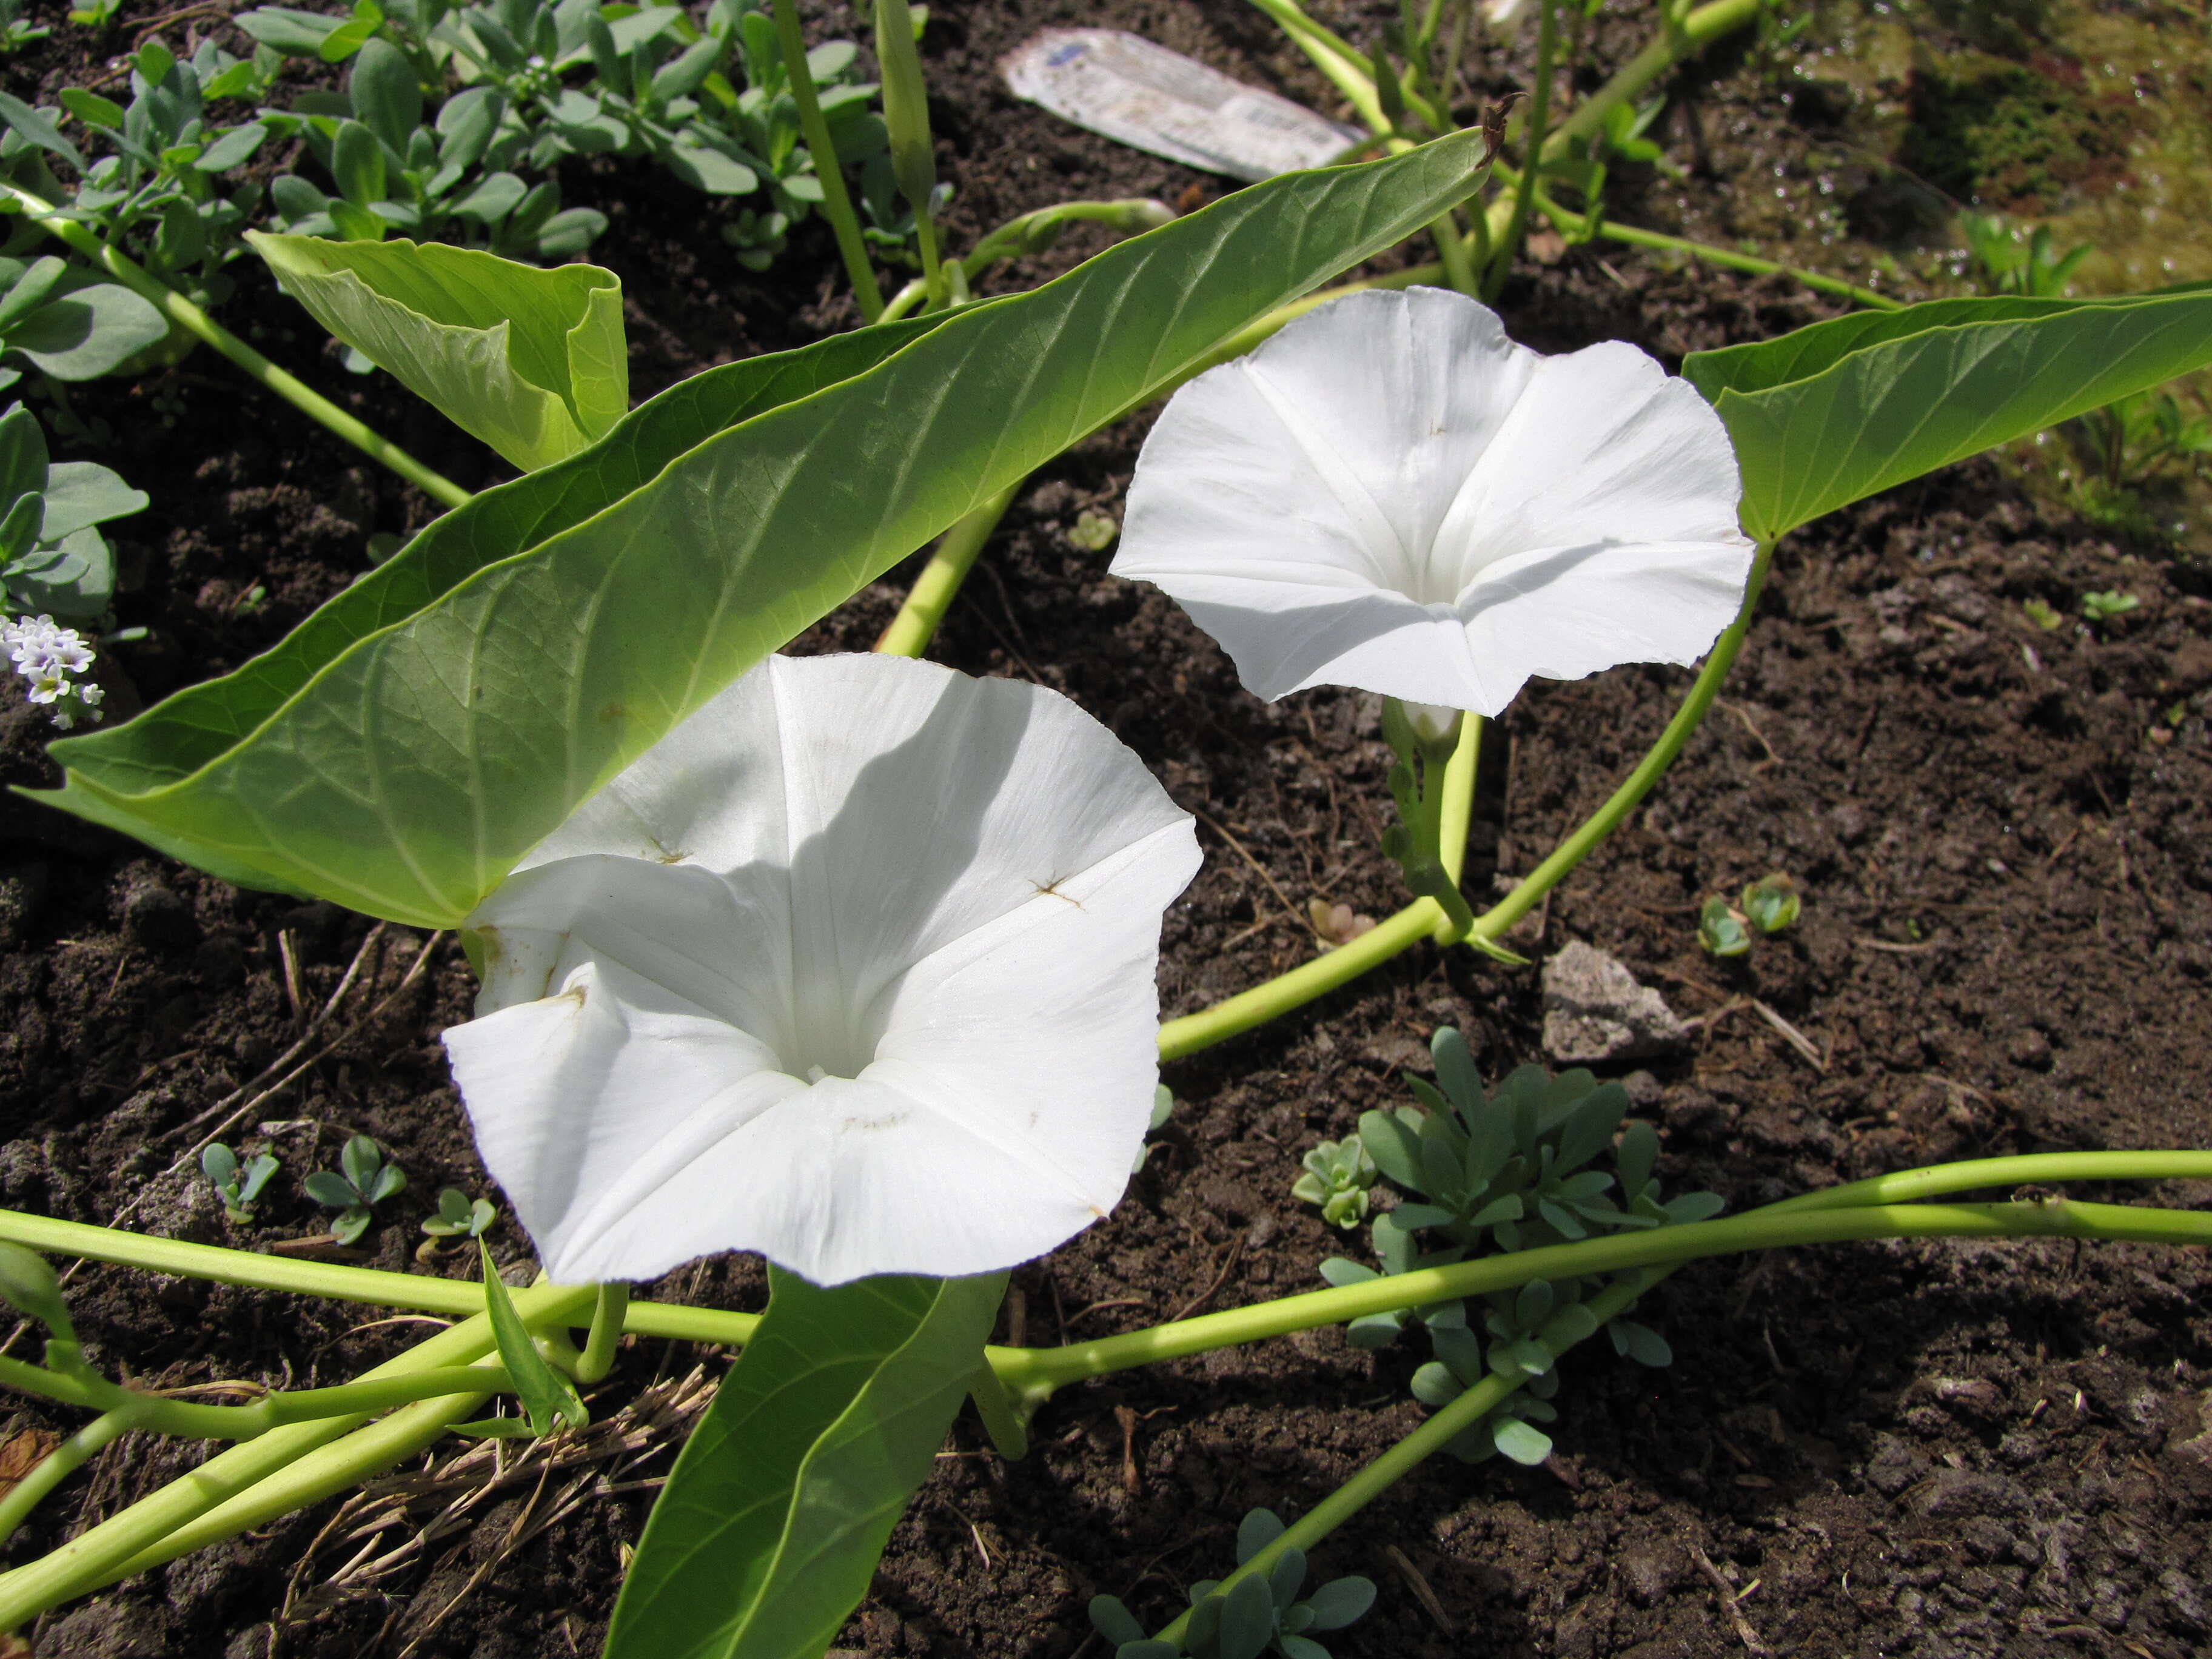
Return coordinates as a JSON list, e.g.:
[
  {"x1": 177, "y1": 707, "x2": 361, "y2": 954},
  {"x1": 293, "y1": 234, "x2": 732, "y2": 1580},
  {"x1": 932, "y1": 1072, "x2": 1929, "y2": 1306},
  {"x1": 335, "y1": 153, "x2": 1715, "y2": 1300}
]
[{"x1": 0, "y1": 2, "x2": 2207, "y2": 1654}]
